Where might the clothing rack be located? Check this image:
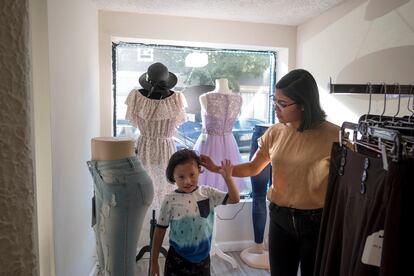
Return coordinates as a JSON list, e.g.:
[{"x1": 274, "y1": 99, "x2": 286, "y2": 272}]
[{"x1": 329, "y1": 78, "x2": 414, "y2": 94}]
